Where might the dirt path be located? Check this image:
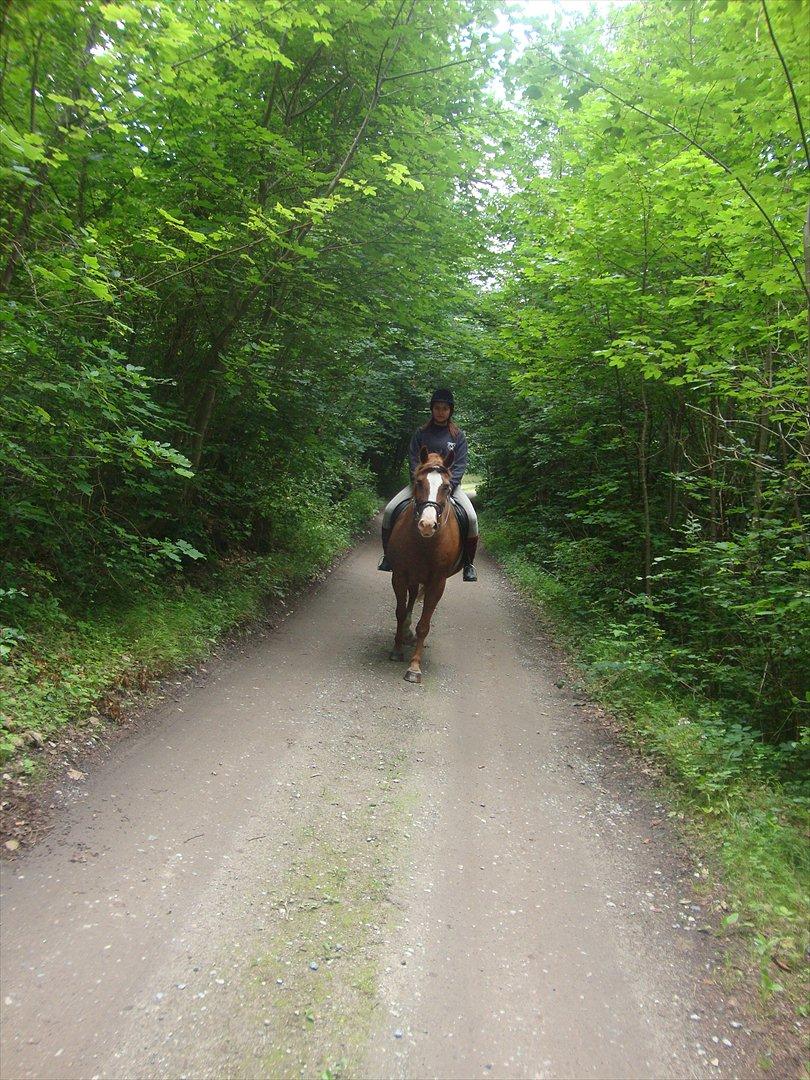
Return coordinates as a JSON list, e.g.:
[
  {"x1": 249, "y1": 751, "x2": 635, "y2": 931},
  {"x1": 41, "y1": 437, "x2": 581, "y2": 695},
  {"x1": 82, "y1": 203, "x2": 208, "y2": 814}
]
[{"x1": 0, "y1": 529, "x2": 775, "y2": 1079}]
